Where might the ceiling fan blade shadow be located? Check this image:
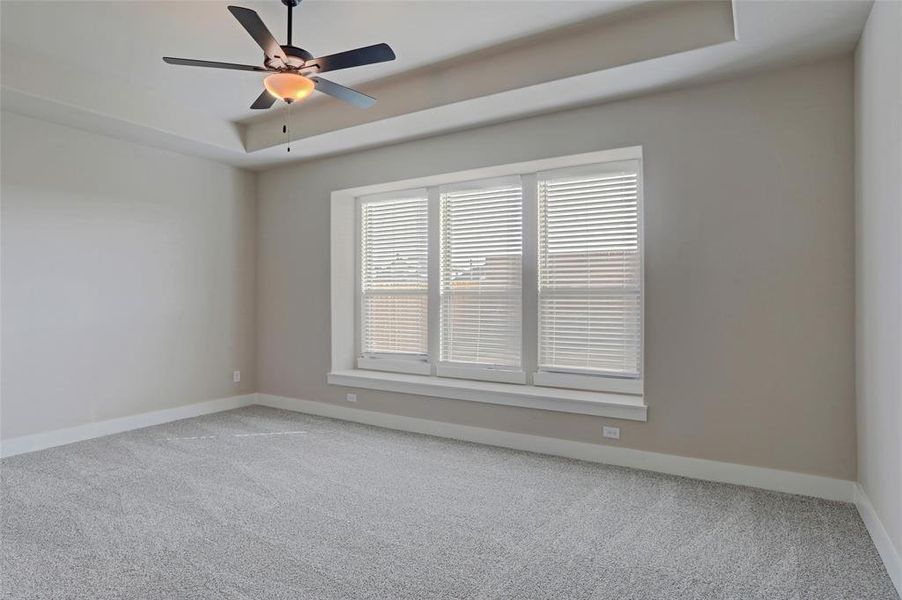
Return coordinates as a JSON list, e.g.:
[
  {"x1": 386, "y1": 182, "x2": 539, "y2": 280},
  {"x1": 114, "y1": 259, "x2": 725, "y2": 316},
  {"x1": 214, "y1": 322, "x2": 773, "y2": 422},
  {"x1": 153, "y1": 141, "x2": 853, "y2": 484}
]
[
  {"x1": 163, "y1": 57, "x2": 268, "y2": 71},
  {"x1": 227, "y1": 5, "x2": 284, "y2": 60},
  {"x1": 251, "y1": 90, "x2": 277, "y2": 109},
  {"x1": 306, "y1": 43, "x2": 395, "y2": 74},
  {"x1": 311, "y1": 77, "x2": 375, "y2": 108}
]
